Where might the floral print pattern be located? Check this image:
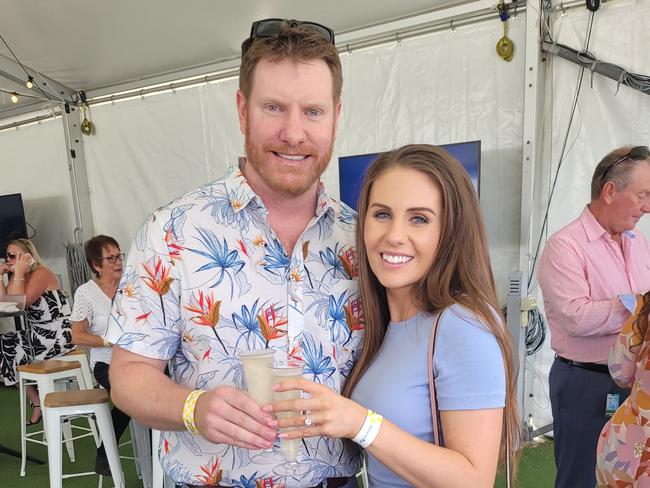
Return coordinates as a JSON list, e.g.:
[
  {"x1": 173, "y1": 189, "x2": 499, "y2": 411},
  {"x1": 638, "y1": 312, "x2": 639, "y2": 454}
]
[
  {"x1": 596, "y1": 295, "x2": 650, "y2": 487},
  {"x1": 106, "y1": 165, "x2": 363, "y2": 486}
]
